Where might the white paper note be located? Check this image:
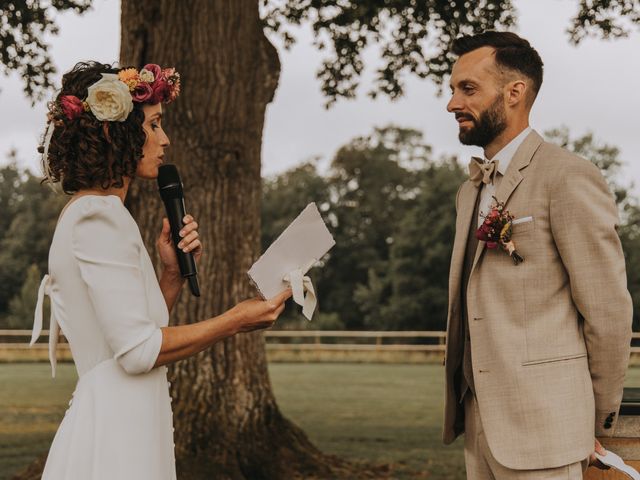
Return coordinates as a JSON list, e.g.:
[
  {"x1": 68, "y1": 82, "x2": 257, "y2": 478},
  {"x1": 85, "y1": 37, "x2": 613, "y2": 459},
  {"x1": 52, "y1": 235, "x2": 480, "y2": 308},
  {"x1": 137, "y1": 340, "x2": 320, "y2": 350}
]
[
  {"x1": 248, "y1": 203, "x2": 335, "y2": 319},
  {"x1": 595, "y1": 450, "x2": 640, "y2": 479}
]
